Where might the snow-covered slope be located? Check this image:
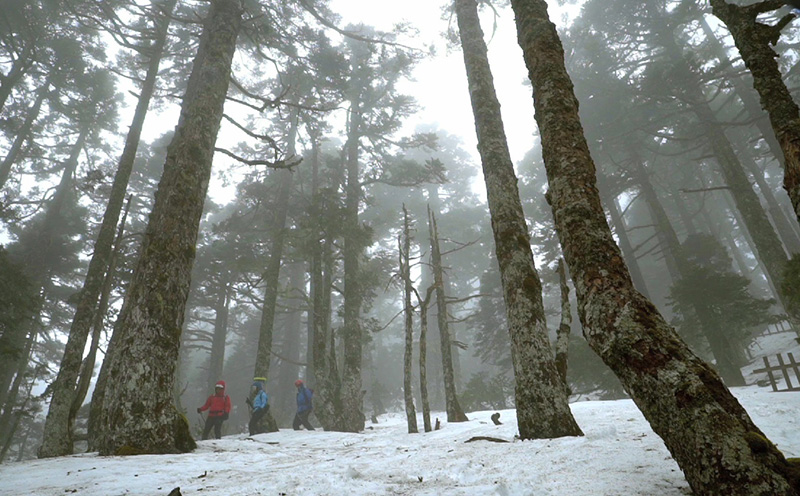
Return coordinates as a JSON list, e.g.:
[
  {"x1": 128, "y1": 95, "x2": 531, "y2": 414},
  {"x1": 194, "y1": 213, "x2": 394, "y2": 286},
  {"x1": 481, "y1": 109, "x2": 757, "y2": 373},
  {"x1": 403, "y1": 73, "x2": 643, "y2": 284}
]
[{"x1": 2, "y1": 386, "x2": 798, "y2": 496}]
